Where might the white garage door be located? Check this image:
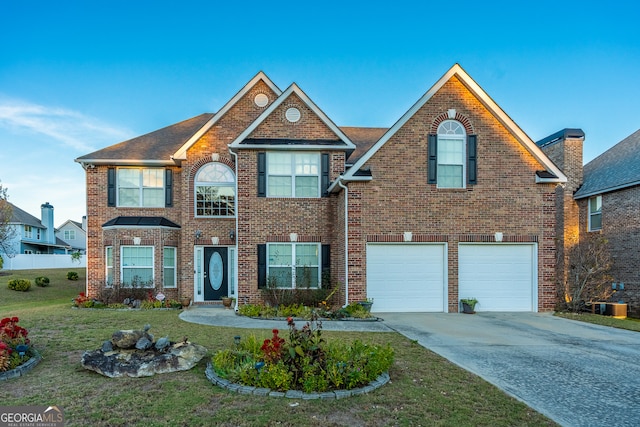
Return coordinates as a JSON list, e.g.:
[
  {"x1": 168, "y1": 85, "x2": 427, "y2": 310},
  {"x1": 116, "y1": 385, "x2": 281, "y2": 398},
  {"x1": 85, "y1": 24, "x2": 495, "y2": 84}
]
[
  {"x1": 458, "y1": 244, "x2": 537, "y2": 312},
  {"x1": 366, "y1": 244, "x2": 446, "y2": 312}
]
